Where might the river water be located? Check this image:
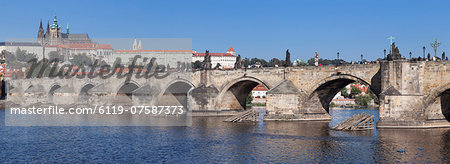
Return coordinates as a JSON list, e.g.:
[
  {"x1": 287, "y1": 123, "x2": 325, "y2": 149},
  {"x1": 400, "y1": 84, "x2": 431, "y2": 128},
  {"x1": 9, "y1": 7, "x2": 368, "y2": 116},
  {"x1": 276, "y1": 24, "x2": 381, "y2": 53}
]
[{"x1": 0, "y1": 108, "x2": 449, "y2": 163}]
